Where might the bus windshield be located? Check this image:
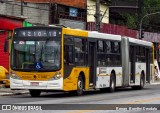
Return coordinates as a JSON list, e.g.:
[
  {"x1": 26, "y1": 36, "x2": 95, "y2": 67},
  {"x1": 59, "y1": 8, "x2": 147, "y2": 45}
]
[{"x1": 11, "y1": 39, "x2": 61, "y2": 71}]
